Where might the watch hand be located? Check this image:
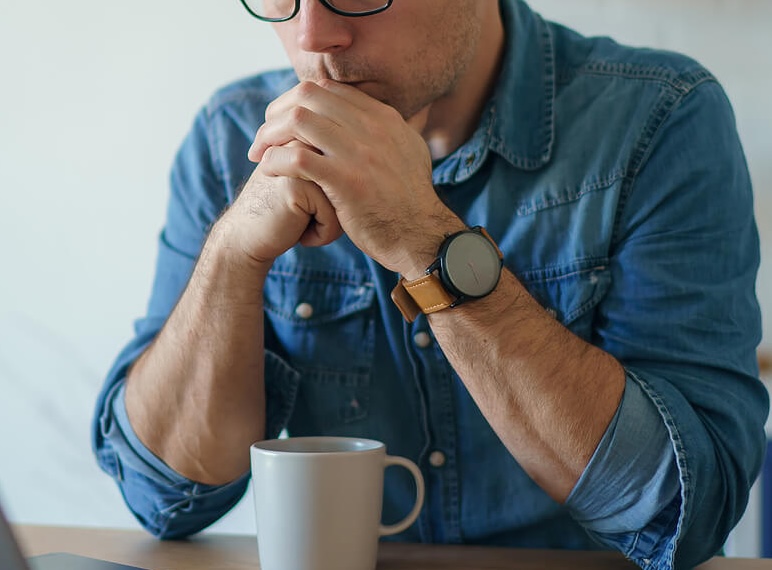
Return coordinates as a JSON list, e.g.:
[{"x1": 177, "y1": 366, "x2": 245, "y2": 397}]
[{"x1": 467, "y1": 261, "x2": 481, "y2": 285}]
